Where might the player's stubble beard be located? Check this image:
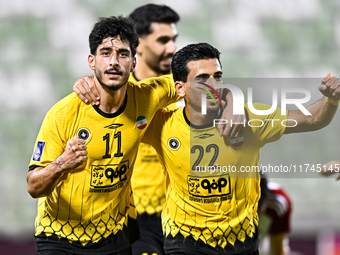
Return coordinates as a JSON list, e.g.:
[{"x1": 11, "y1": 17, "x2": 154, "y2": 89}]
[
  {"x1": 95, "y1": 67, "x2": 128, "y2": 91},
  {"x1": 148, "y1": 53, "x2": 174, "y2": 75},
  {"x1": 190, "y1": 94, "x2": 222, "y2": 120}
]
